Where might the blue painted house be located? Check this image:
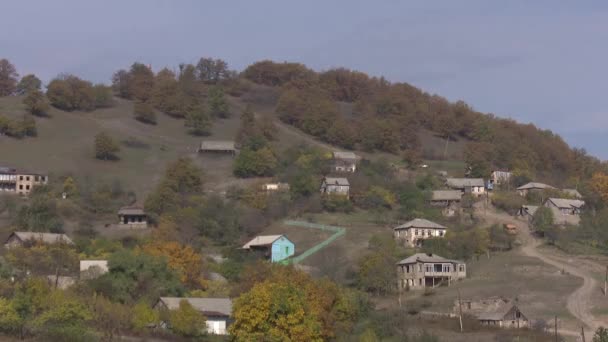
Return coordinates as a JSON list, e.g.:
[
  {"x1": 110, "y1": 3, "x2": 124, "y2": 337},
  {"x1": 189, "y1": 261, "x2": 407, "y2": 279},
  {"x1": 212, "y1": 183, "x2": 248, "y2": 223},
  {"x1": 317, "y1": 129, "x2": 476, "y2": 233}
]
[{"x1": 242, "y1": 235, "x2": 295, "y2": 262}]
